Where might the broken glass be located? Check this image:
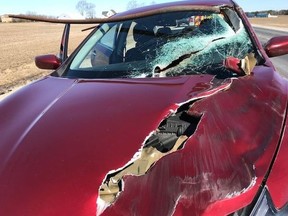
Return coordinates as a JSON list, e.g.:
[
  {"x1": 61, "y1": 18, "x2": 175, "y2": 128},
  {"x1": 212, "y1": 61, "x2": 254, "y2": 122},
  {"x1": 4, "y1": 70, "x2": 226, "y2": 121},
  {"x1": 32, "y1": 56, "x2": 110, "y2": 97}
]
[
  {"x1": 150, "y1": 14, "x2": 254, "y2": 78},
  {"x1": 67, "y1": 9, "x2": 256, "y2": 79}
]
